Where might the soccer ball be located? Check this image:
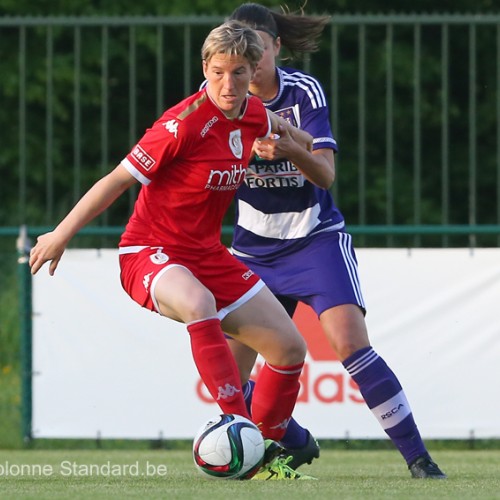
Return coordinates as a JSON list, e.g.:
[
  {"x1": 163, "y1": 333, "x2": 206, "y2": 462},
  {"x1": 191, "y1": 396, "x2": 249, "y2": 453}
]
[{"x1": 193, "y1": 414, "x2": 265, "y2": 480}]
